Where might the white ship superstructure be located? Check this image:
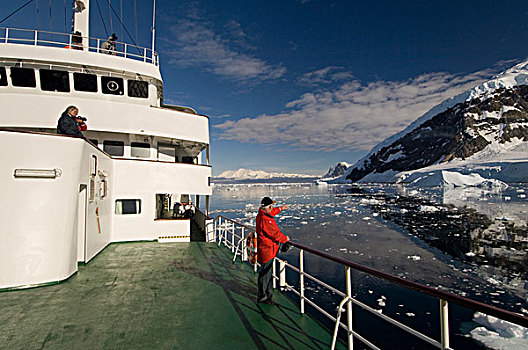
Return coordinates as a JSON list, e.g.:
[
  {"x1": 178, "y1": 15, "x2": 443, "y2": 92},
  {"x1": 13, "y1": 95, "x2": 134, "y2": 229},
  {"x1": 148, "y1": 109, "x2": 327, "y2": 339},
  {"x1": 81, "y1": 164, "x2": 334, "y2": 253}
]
[{"x1": 0, "y1": 1, "x2": 212, "y2": 290}]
